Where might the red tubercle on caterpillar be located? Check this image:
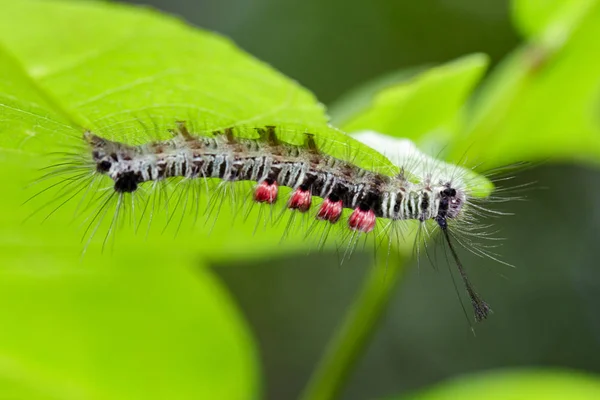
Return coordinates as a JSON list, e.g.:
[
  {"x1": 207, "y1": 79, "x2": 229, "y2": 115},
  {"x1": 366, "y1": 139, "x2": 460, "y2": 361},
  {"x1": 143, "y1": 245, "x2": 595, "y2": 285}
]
[
  {"x1": 316, "y1": 195, "x2": 343, "y2": 223},
  {"x1": 348, "y1": 206, "x2": 376, "y2": 233},
  {"x1": 254, "y1": 178, "x2": 278, "y2": 203},
  {"x1": 288, "y1": 186, "x2": 312, "y2": 212}
]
